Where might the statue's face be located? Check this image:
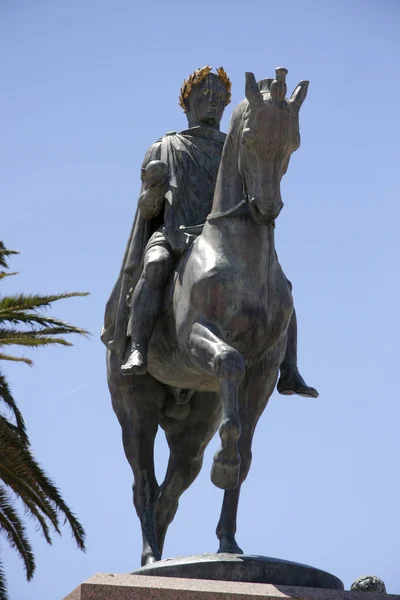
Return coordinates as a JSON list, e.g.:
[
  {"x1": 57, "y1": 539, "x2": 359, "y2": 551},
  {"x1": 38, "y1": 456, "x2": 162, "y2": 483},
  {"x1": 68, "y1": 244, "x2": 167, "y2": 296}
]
[{"x1": 187, "y1": 75, "x2": 228, "y2": 128}]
